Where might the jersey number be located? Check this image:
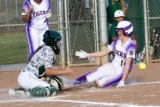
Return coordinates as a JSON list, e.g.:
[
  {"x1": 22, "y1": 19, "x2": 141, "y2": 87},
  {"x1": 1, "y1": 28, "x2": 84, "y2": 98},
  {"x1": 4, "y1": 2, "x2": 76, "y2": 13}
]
[{"x1": 121, "y1": 60, "x2": 125, "y2": 66}]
